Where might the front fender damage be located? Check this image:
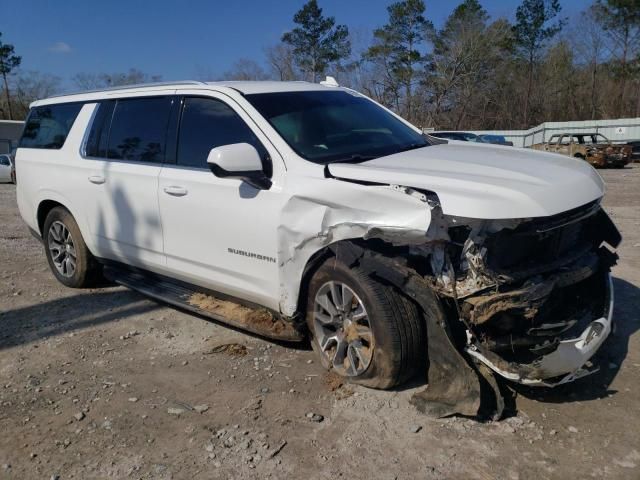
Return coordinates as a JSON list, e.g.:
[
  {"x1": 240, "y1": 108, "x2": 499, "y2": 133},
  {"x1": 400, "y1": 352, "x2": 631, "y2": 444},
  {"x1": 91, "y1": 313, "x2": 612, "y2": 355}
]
[
  {"x1": 330, "y1": 244, "x2": 490, "y2": 418},
  {"x1": 276, "y1": 182, "x2": 443, "y2": 317},
  {"x1": 276, "y1": 183, "x2": 492, "y2": 417},
  {"x1": 277, "y1": 180, "x2": 620, "y2": 420}
]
